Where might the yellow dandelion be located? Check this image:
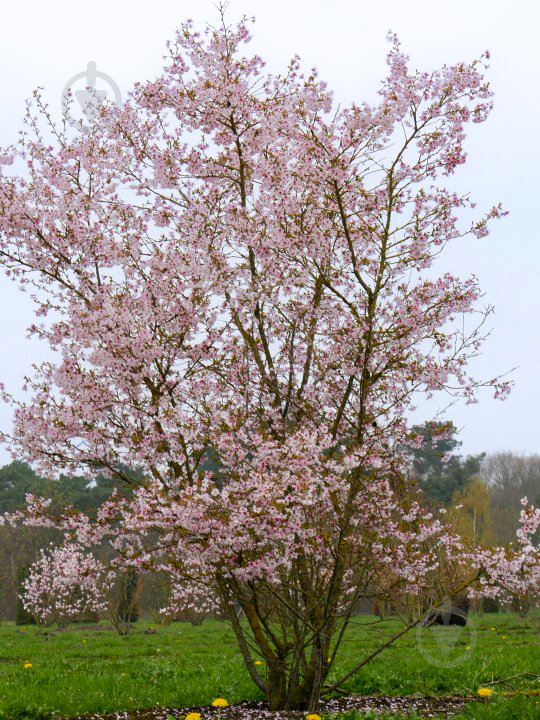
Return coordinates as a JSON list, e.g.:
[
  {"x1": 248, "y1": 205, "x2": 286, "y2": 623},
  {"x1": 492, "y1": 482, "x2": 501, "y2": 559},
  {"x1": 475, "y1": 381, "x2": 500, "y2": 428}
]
[
  {"x1": 23, "y1": 662, "x2": 32, "y2": 669},
  {"x1": 254, "y1": 660, "x2": 262, "y2": 666},
  {"x1": 307, "y1": 714, "x2": 321, "y2": 720},
  {"x1": 502, "y1": 635, "x2": 507, "y2": 639},
  {"x1": 327, "y1": 657, "x2": 331, "y2": 663},
  {"x1": 477, "y1": 687, "x2": 493, "y2": 697},
  {"x1": 466, "y1": 645, "x2": 471, "y2": 650},
  {"x1": 186, "y1": 714, "x2": 201, "y2": 720},
  {"x1": 212, "y1": 699, "x2": 229, "y2": 708},
  {"x1": 490, "y1": 627, "x2": 496, "y2": 631}
]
